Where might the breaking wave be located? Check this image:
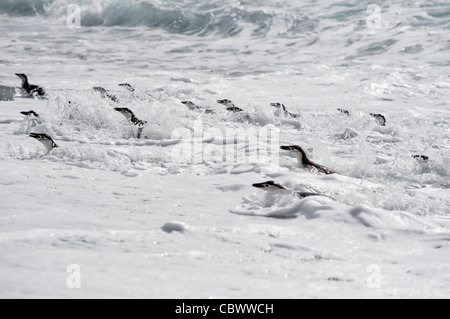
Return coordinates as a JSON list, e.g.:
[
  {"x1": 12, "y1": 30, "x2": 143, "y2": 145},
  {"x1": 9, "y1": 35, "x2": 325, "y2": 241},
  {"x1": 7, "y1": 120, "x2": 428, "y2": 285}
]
[{"x1": 0, "y1": 0, "x2": 319, "y2": 37}]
